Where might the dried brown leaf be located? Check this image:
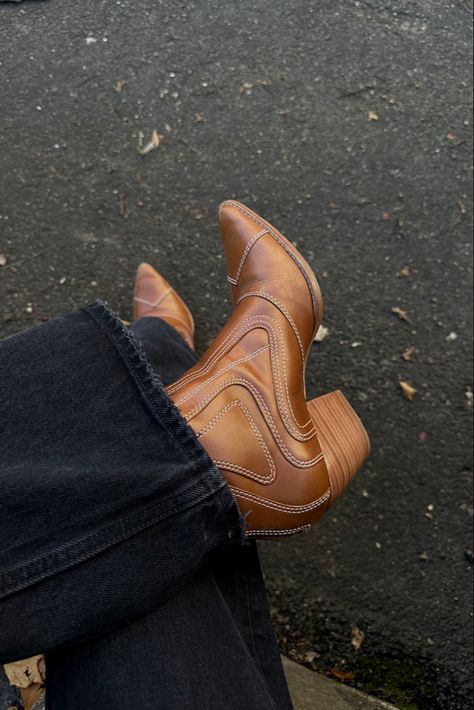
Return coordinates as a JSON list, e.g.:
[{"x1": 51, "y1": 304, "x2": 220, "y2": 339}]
[
  {"x1": 4, "y1": 655, "x2": 45, "y2": 688},
  {"x1": 113, "y1": 80, "x2": 126, "y2": 94},
  {"x1": 400, "y1": 380, "x2": 417, "y2": 401},
  {"x1": 329, "y1": 668, "x2": 354, "y2": 681},
  {"x1": 138, "y1": 129, "x2": 164, "y2": 156},
  {"x1": 314, "y1": 325, "x2": 330, "y2": 342},
  {"x1": 402, "y1": 346, "x2": 416, "y2": 361},
  {"x1": 351, "y1": 626, "x2": 365, "y2": 651},
  {"x1": 368, "y1": 111, "x2": 379, "y2": 121},
  {"x1": 20, "y1": 683, "x2": 44, "y2": 710},
  {"x1": 239, "y1": 79, "x2": 272, "y2": 93},
  {"x1": 398, "y1": 265, "x2": 410, "y2": 277},
  {"x1": 391, "y1": 305, "x2": 409, "y2": 322}
]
